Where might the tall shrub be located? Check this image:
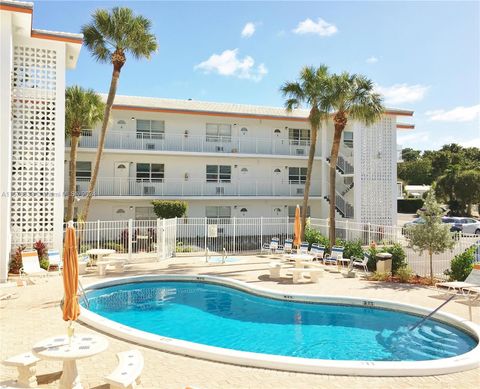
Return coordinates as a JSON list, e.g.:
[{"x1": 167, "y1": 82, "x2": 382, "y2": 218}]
[
  {"x1": 152, "y1": 200, "x2": 187, "y2": 219},
  {"x1": 9, "y1": 245, "x2": 25, "y2": 274},
  {"x1": 33, "y1": 240, "x2": 49, "y2": 270},
  {"x1": 446, "y1": 247, "x2": 475, "y2": 281}
]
